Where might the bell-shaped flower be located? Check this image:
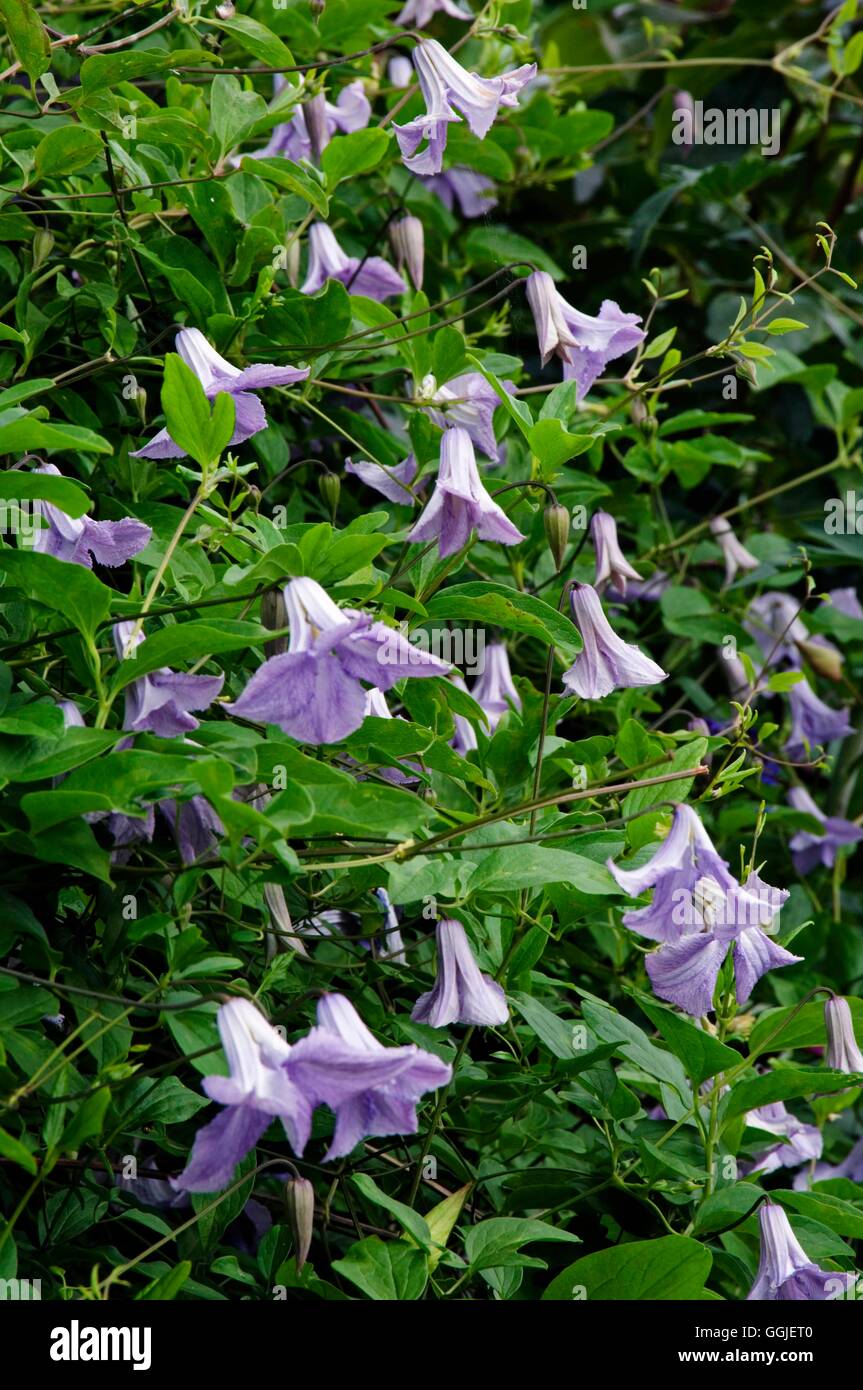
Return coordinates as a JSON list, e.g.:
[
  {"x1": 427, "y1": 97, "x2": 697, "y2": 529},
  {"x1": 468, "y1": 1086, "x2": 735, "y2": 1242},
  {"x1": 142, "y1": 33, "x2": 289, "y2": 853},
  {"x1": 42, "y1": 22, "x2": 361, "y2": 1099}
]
[
  {"x1": 449, "y1": 673, "x2": 479, "y2": 754},
  {"x1": 825, "y1": 995, "x2": 863, "y2": 1074},
  {"x1": 562, "y1": 582, "x2": 666, "y2": 699},
  {"x1": 160, "y1": 795, "x2": 224, "y2": 866},
  {"x1": 423, "y1": 371, "x2": 514, "y2": 461},
  {"x1": 406, "y1": 426, "x2": 524, "y2": 557},
  {"x1": 372, "y1": 886, "x2": 407, "y2": 965},
  {"x1": 113, "y1": 622, "x2": 224, "y2": 737},
  {"x1": 227, "y1": 577, "x2": 448, "y2": 745},
  {"x1": 590, "y1": 510, "x2": 643, "y2": 596},
  {"x1": 525, "y1": 272, "x2": 644, "y2": 400},
  {"x1": 471, "y1": 643, "x2": 520, "y2": 731},
  {"x1": 412, "y1": 918, "x2": 508, "y2": 1027},
  {"x1": 784, "y1": 677, "x2": 852, "y2": 761},
  {"x1": 394, "y1": 39, "x2": 535, "y2": 175},
  {"x1": 397, "y1": 0, "x2": 472, "y2": 24},
  {"x1": 747, "y1": 1204, "x2": 854, "y2": 1301},
  {"x1": 709, "y1": 516, "x2": 759, "y2": 586},
  {"x1": 742, "y1": 1100, "x2": 822, "y2": 1176},
  {"x1": 345, "y1": 452, "x2": 420, "y2": 503},
  {"x1": 132, "y1": 329, "x2": 309, "y2": 460},
  {"x1": 286, "y1": 993, "x2": 452, "y2": 1159},
  {"x1": 787, "y1": 785, "x2": 863, "y2": 873},
  {"x1": 421, "y1": 166, "x2": 498, "y2": 217},
  {"x1": 744, "y1": 591, "x2": 842, "y2": 674},
  {"x1": 301, "y1": 222, "x2": 406, "y2": 301},
  {"x1": 253, "y1": 78, "x2": 370, "y2": 164},
  {"x1": 174, "y1": 998, "x2": 313, "y2": 1193},
  {"x1": 32, "y1": 463, "x2": 151, "y2": 569}
]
